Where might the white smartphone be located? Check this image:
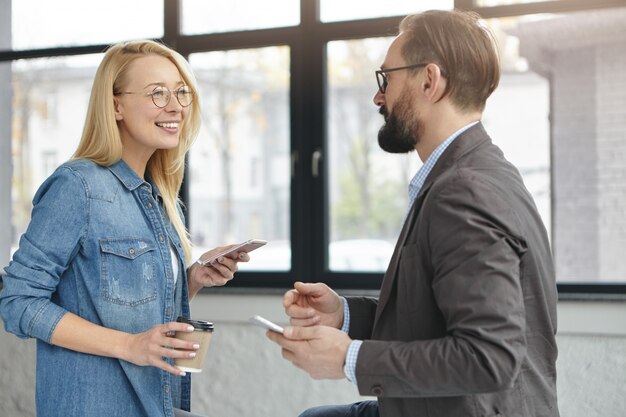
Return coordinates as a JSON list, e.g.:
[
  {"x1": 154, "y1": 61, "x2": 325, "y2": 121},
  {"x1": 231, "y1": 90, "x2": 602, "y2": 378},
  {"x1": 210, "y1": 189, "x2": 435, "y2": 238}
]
[
  {"x1": 197, "y1": 239, "x2": 267, "y2": 266},
  {"x1": 249, "y1": 315, "x2": 284, "y2": 334}
]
